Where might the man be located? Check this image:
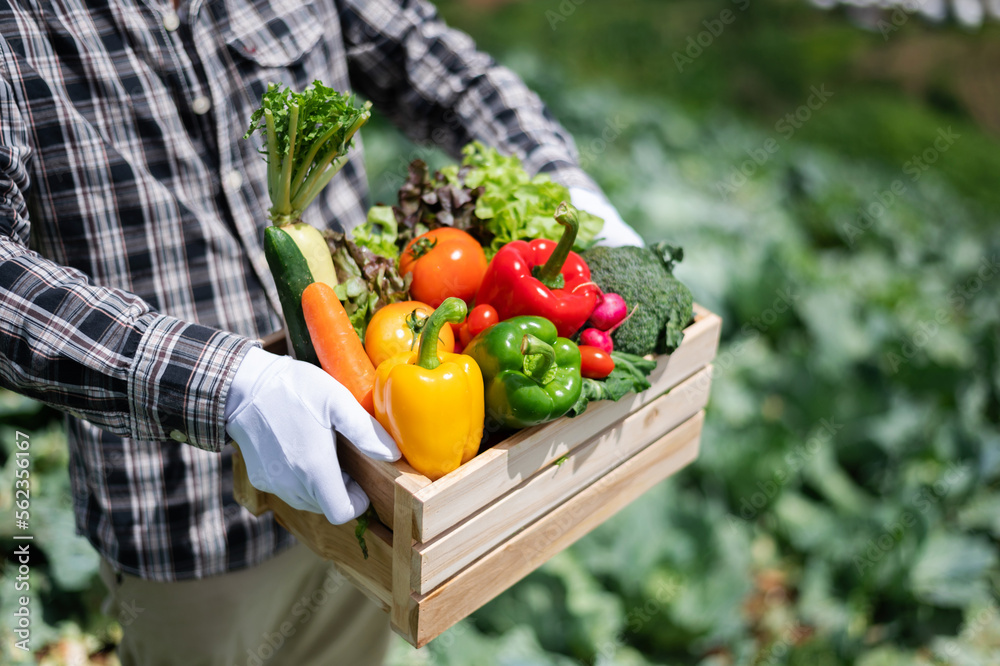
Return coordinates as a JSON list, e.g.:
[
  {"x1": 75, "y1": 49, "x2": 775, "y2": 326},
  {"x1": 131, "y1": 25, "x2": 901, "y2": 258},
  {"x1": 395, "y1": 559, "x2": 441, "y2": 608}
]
[{"x1": 0, "y1": 0, "x2": 641, "y2": 663}]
